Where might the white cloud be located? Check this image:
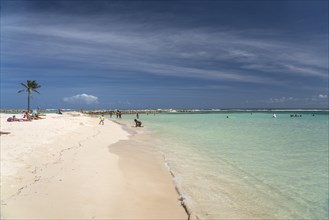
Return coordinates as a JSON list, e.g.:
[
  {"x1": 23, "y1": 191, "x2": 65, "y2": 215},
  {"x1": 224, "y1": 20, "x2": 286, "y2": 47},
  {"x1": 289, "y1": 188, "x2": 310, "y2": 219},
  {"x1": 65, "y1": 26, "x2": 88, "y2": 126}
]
[
  {"x1": 2, "y1": 11, "x2": 328, "y2": 89},
  {"x1": 268, "y1": 96, "x2": 296, "y2": 103},
  {"x1": 282, "y1": 64, "x2": 327, "y2": 78},
  {"x1": 265, "y1": 94, "x2": 328, "y2": 104},
  {"x1": 63, "y1": 93, "x2": 99, "y2": 104},
  {"x1": 228, "y1": 49, "x2": 255, "y2": 58}
]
